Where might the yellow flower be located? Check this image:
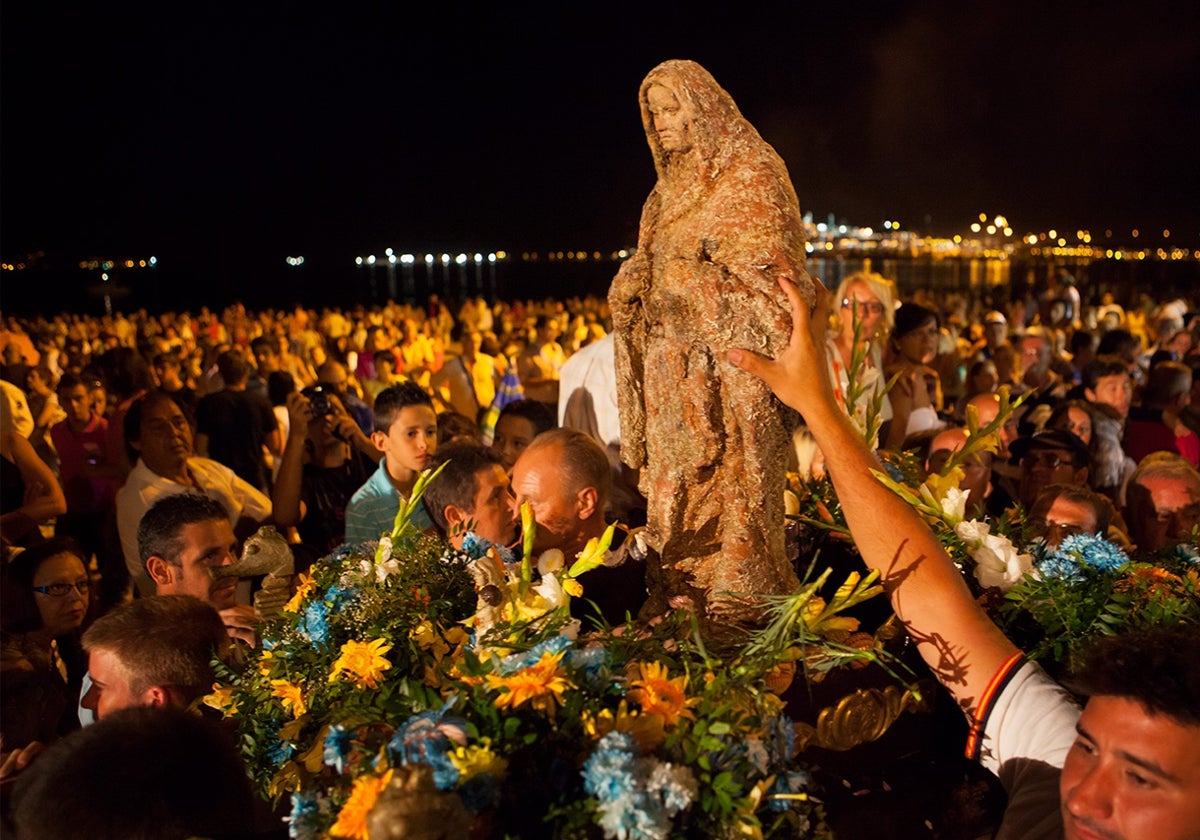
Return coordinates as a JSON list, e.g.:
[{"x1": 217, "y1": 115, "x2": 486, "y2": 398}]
[
  {"x1": 329, "y1": 638, "x2": 394, "y2": 689},
  {"x1": 284, "y1": 571, "x2": 316, "y2": 613},
  {"x1": 801, "y1": 597, "x2": 859, "y2": 635},
  {"x1": 627, "y1": 661, "x2": 700, "y2": 727},
  {"x1": 583, "y1": 699, "x2": 666, "y2": 751},
  {"x1": 202, "y1": 682, "x2": 241, "y2": 716},
  {"x1": 484, "y1": 651, "x2": 573, "y2": 717},
  {"x1": 270, "y1": 679, "x2": 307, "y2": 718},
  {"x1": 448, "y1": 738, "x2": 508, "y2": 782},
  {"x1": 562, "y1": 577, "x2": 583, "y2": 598},
  {"x1": 330, "y1": 768, "x2": 394, "y2": 840},
  {"x1": 410, "y1": 620, "x2": 450, "y2": 658},
  {"x1": 258, "y1": 649, "x2": 277, "y2": 680}
]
